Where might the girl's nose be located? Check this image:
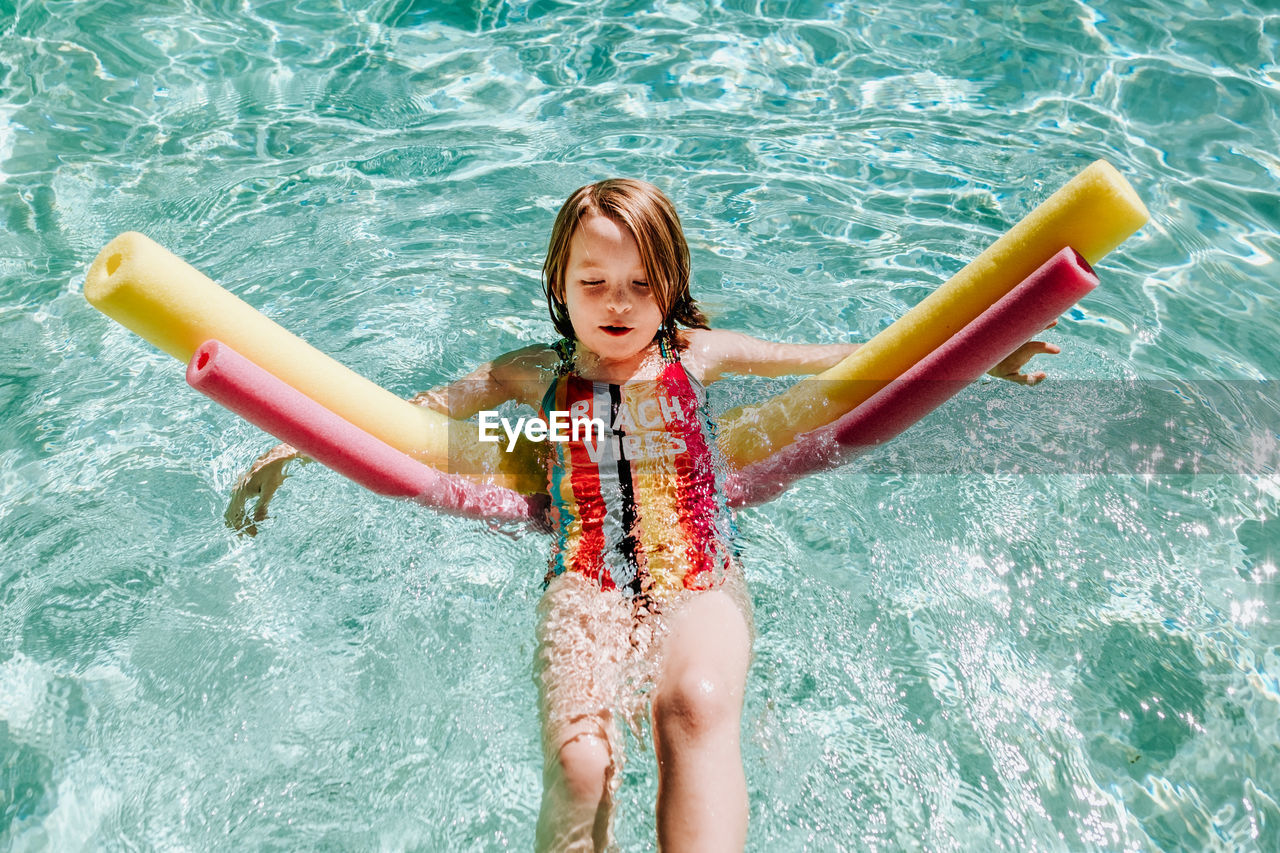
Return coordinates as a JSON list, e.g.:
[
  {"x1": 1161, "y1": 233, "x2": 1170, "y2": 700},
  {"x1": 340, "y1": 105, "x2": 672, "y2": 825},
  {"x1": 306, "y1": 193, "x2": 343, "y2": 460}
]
[{"x1": 606, "y1": 285, "x2": 631, "y2": 313}]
